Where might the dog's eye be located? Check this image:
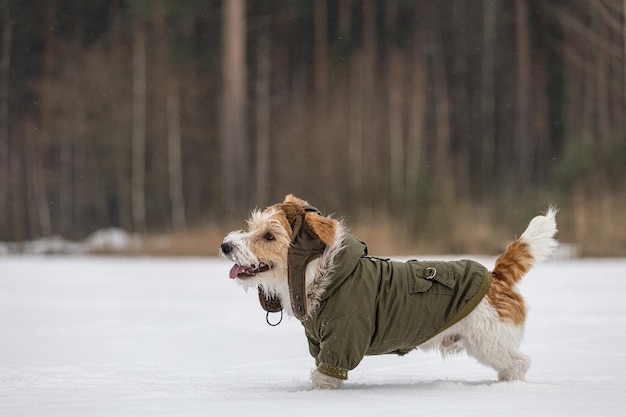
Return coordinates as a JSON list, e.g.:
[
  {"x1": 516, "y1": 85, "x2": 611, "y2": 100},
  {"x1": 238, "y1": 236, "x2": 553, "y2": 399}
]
[{"x1": 264, "y1": 232, "x2": 275, "y2": 241}]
